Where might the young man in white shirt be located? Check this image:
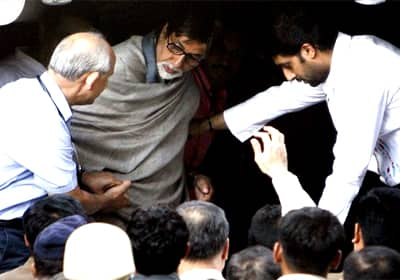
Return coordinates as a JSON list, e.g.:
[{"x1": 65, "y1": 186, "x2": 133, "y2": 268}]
[{"x1": 200, "y1": 6, "x2": 400, "y2": 225}]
